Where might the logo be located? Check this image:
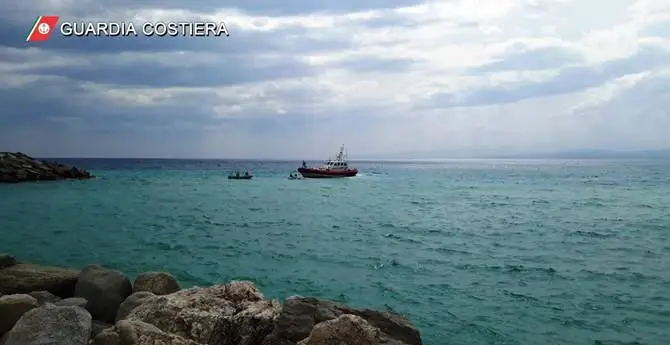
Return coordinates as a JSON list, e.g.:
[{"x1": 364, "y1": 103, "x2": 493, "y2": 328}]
[{"x1": 26, "y1": 16, "x2": 60, "y2": 42}]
